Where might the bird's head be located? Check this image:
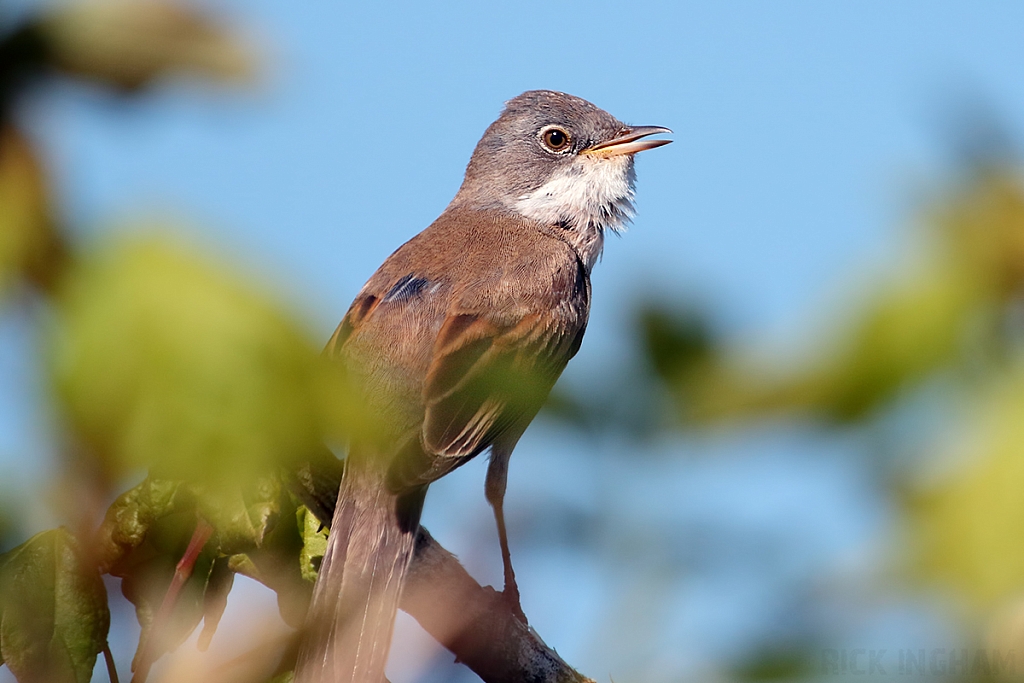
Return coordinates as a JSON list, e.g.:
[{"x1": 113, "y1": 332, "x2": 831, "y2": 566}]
[{"x1": 452, "y1": 90, "x2": 671, "y2": 240}]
